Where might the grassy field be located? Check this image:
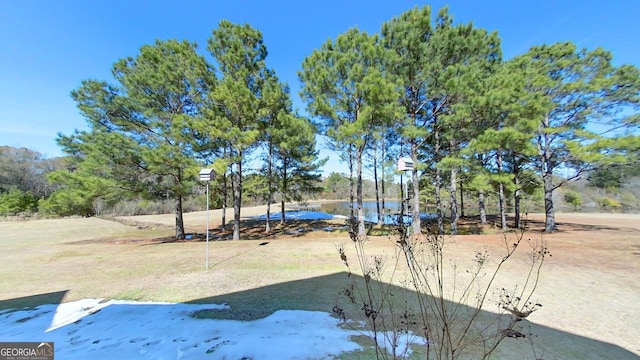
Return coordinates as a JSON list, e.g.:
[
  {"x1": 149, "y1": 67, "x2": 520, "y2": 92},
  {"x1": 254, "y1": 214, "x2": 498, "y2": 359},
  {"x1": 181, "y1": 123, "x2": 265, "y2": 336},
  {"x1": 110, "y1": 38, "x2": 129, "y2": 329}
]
[{"x1": 1, "y1": 208, "x2": 639, "y2": 359}]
